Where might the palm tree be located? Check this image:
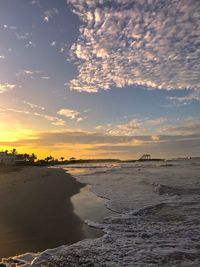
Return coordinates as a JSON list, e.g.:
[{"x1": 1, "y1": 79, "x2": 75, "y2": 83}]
[
  {"x1": 23, "y1": 153, "x2": 30, "y2": 161},
  {"x1": 49, "y1": 155, "x2": 54, "y2": 162},
  {"x1": 45, "y1": 156, "x2": 53, "y2": 163},
  {"x1": 30, "y1": 153, "x2": 37, "y2": 162},
  {"x1": 44, "y1": 156, "x2": 50, "y2": 162},
  {"x1": 60, "y1": 157, "x2": 64, "y2": 162},
  {"x1": 11, "y1": 148, "x2": 17, "y2": 155}
]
